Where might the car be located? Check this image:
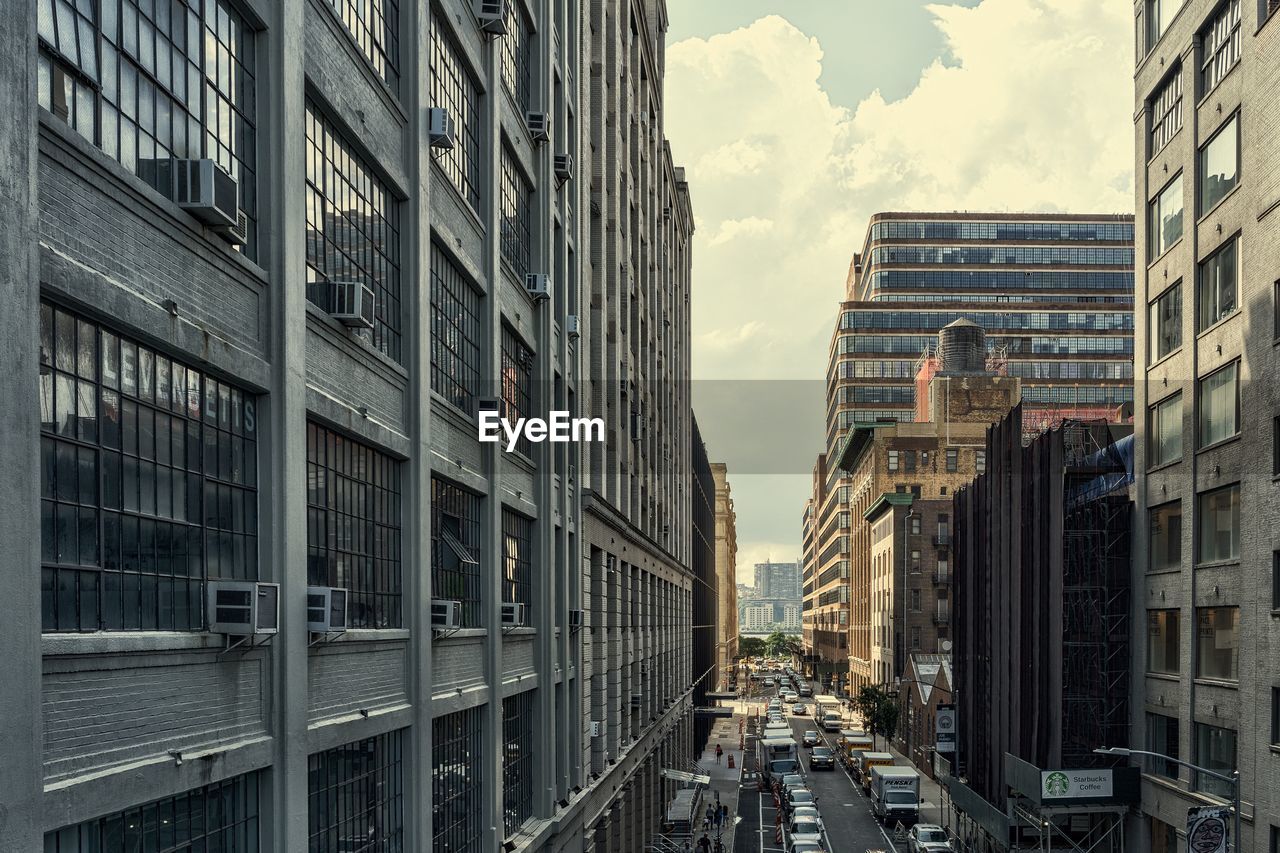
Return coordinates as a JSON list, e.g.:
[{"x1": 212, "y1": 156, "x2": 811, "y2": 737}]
[
  {"x1": 907, "y1": 825, "x2": 954, "y2": 852},
  {"x1": 780, "y1": 773, "x2": 806, "y2": 790},
  {"x1": 790, "y1": 843, "x2": 825, "y2": 853},
  {"x1": 791, "y1": 805, "x2": 824, "y2": 831},
  {"x1": 793, "y1": 703, "x2": 808, "y2": 715},
  {"x1": 788, "y1": 817, "x2": 823, "y2": 848},
  {"x1": 786, "y1": 788, "x2": 818, "y2": 808},
  {"x1": 808, "y1": 746, "x2": 836, "y2": 770},
  {"x1": 802, "y1": 730, "x2": 821, "y2": 747}
]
